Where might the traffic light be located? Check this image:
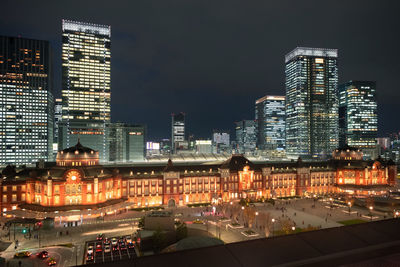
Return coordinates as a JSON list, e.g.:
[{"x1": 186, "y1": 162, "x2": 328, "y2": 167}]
[{"x1": 22, "y1": 228, "x2": 27, "y2": 234}]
